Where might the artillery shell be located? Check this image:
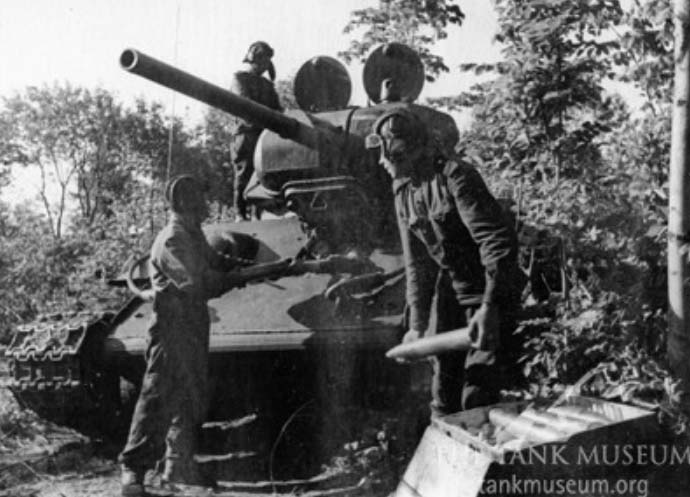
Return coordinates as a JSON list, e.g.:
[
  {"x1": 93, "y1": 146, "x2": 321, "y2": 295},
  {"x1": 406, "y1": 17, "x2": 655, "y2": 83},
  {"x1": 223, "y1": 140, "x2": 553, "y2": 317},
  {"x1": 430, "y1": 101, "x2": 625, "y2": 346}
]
[
  {"x1": 519, "y1": 408, "x2": 595, "y2": 435},
  {"x1": 547, "y1": 405, "x2": 611, "y2": 426},
  {"x1": 385, "y1": 327, "x2": 472, "y2": 361},
  {"x1": 488, "y1": 408, "x2": 565, "y2": 444},
  {"x1": 494, "y1": 426, "x2": 517, "y2": 445},
  {"x1": 501, "y1": 437, "x2": 529, "y2": 452}
]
